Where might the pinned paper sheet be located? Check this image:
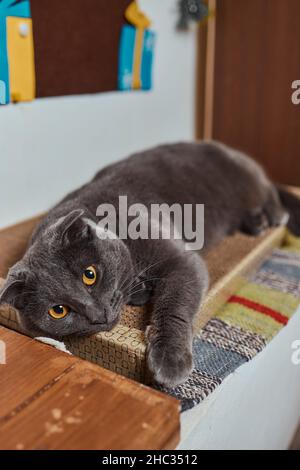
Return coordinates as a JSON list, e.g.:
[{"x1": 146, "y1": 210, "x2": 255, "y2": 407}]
[
  {"x1": 0, "y1": 80, "x2": 6, "y2": 105},
  {"x1": 7, "y1": 16, "x2": 35, "y2": 102},
  {"x1": 0, "y1": 15, "x2": 10, "y2": 104},
  {"x1": 0, "y1": 0, "x2": 35, "y2": 104},
  {"x1": 119, "y1": 0, "x2": 155, "y2": 91}
]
